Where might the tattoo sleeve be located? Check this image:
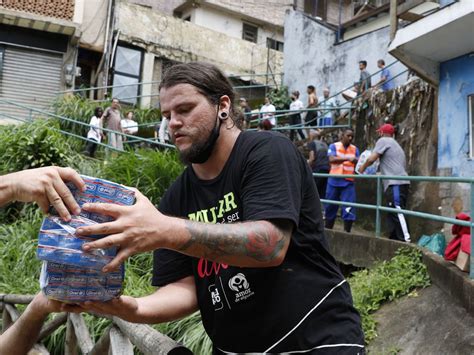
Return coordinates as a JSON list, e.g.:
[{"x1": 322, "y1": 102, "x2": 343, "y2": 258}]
[{"x1": 177, "y1": 219, "x2": 293, "y2": 266}]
